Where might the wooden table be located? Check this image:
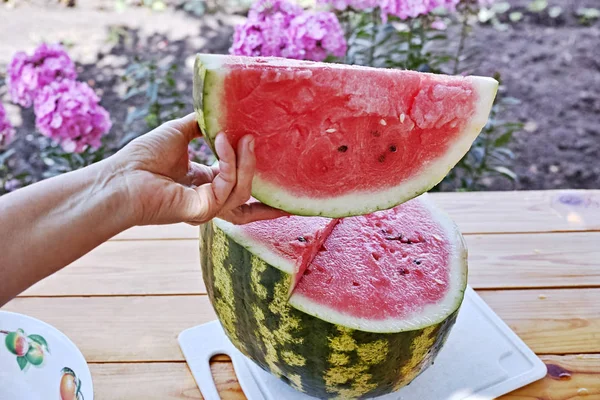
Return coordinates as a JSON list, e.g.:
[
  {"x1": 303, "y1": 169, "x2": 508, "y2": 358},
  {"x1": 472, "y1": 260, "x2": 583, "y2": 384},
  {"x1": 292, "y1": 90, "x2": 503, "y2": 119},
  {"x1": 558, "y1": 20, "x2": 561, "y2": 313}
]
[{"x1": 3, "y1": 190, "x2": 600, "y2": 399}]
